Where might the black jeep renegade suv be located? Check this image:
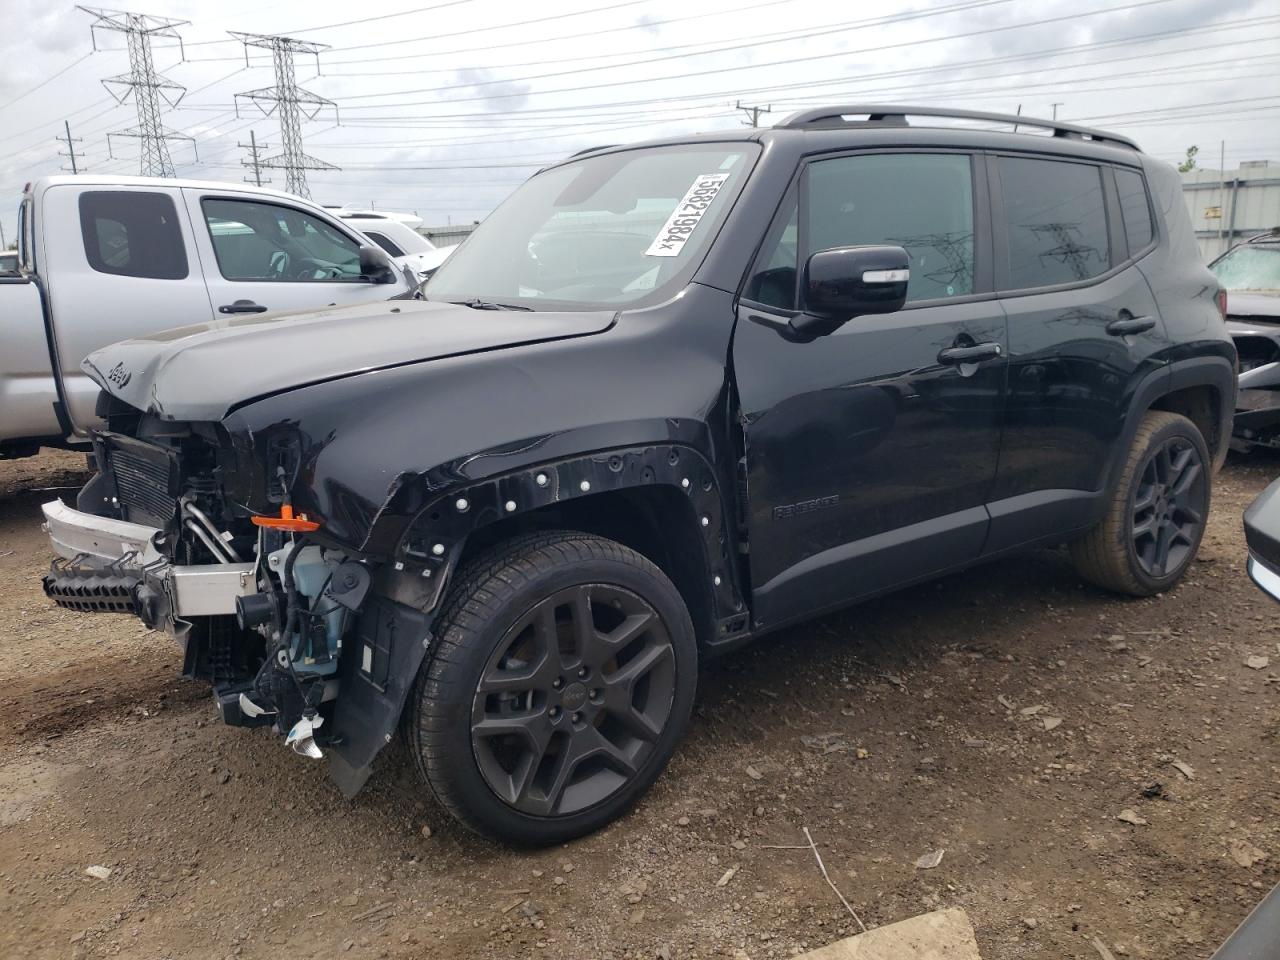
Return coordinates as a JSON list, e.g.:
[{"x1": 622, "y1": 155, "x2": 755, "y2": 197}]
[{"x1": 45, "y1": 105, "x2": 1235, "y2": 843}]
